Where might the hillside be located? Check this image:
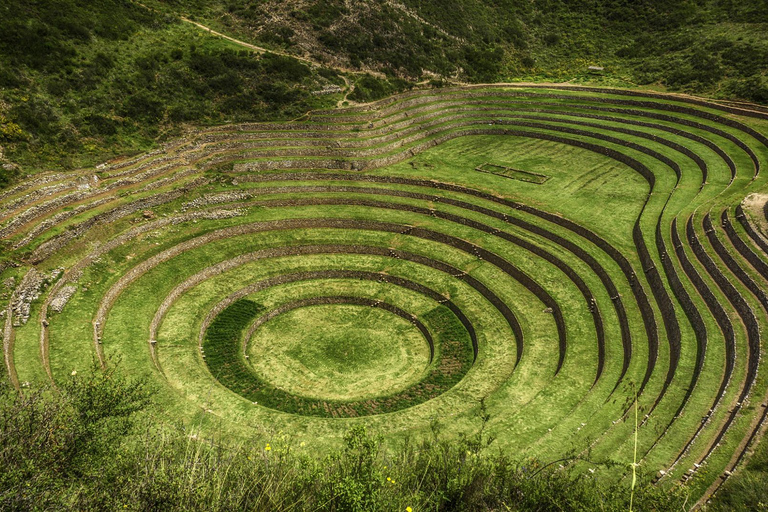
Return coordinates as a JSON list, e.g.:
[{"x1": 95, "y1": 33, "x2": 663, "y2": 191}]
[
  {"x1": 0, "y1": 0, "x2": 342, "y2": 183},
  {"x1": 1, "y1": 0, "x2": 767, "y2": 185},
  {"x1": 157, "y1": 0, "x2": 768, "y2": 96}
]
